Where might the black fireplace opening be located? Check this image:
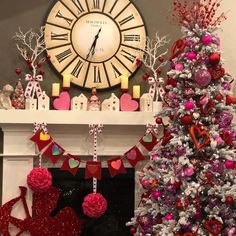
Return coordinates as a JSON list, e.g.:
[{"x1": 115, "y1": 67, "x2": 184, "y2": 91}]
[{"x1": 49, "y1": 168, "x2": 135, "y2": 236}]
